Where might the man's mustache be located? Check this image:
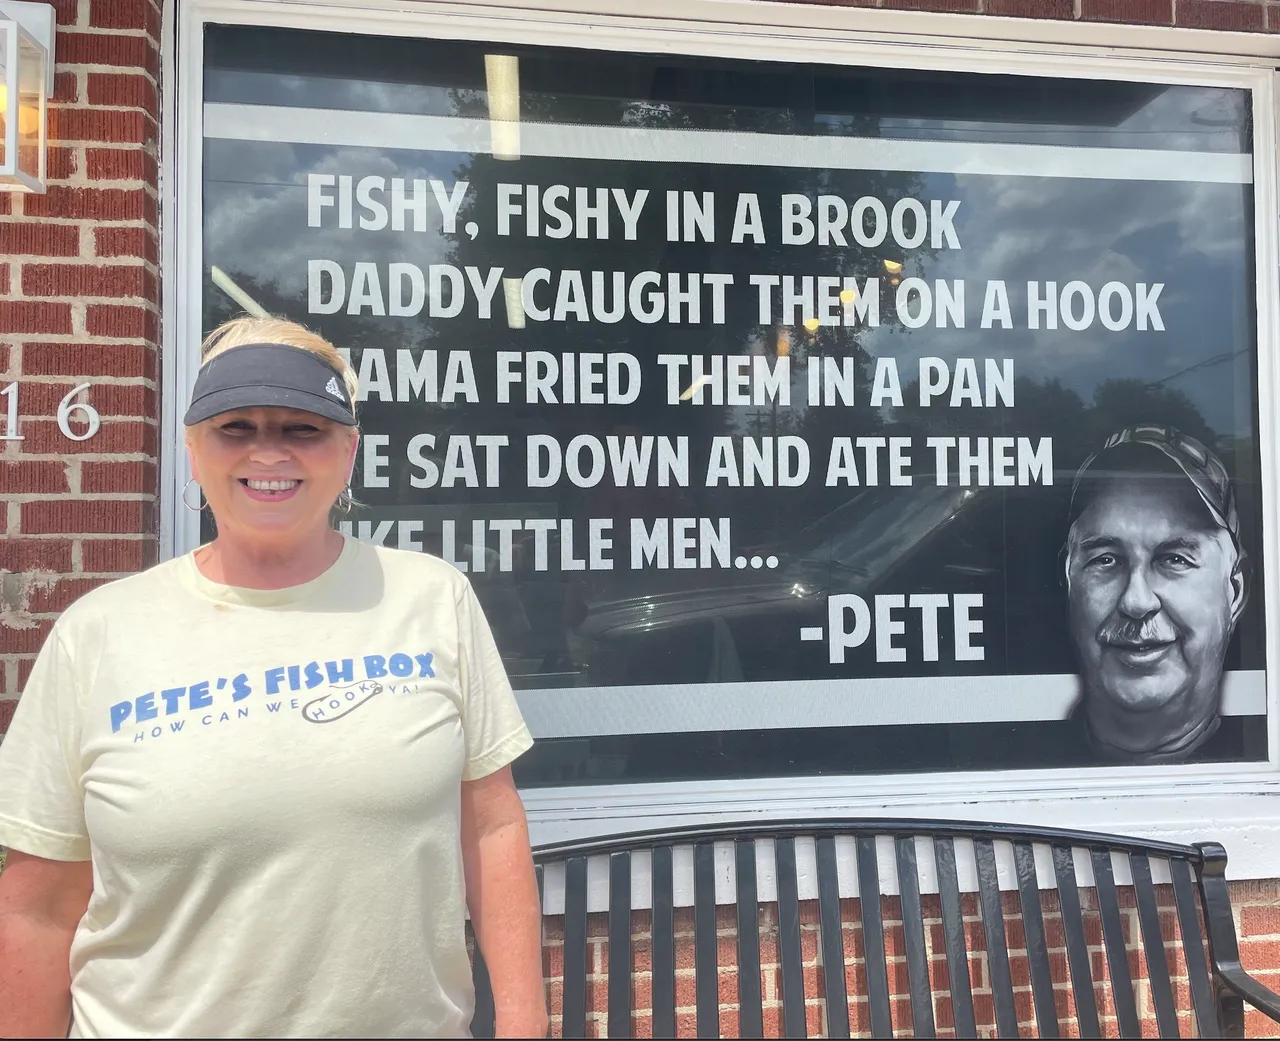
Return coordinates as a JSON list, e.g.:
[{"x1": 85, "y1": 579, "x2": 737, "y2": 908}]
[{"x1": 1097, "y1": 616, "x2": 1178, "y2": 647}]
